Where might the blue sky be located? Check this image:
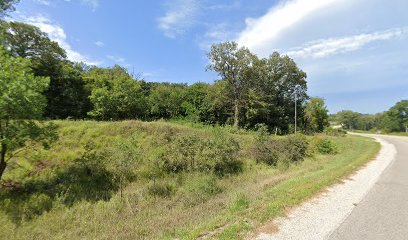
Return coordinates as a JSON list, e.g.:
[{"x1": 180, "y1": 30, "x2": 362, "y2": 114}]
[{"x1": 10, "y1": 0, "x2": 408, "y2": 114}]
